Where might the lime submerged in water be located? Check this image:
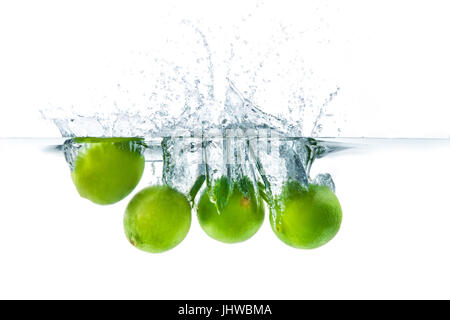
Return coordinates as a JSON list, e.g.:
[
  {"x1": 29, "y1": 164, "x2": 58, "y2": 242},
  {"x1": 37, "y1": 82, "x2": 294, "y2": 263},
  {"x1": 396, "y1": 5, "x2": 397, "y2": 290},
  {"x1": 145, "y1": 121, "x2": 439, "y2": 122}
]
[
  {"x1": 70, "y1": 137, "x2": 145, "y2": 205},
  {"x1": 270, "y1": 181, "x2": 342, "y2": 249},
  {"x1": 197, "y1": 176, "x2": 264, "y2": 244},
  {"x1": 124, "y1": 185, "x2": 192, "y2": 253}
]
